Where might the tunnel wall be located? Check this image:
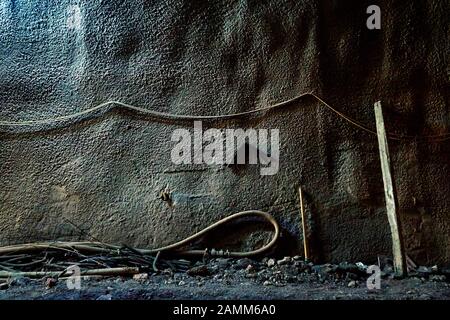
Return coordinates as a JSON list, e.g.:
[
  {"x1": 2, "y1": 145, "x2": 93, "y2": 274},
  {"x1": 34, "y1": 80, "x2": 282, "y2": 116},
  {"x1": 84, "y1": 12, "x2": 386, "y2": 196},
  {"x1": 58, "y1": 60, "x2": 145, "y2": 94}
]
[{"x1": 0, "y1": 0, "x2": 449, "y2": 265}]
